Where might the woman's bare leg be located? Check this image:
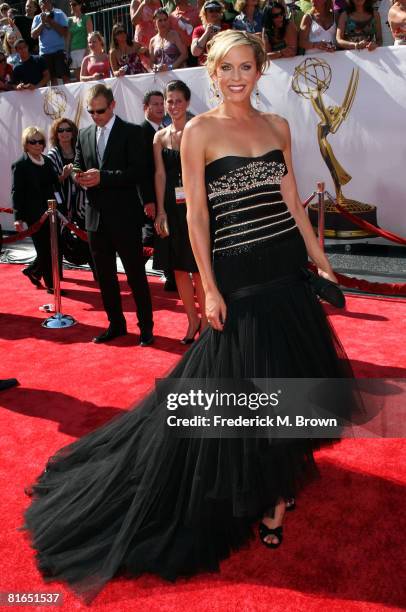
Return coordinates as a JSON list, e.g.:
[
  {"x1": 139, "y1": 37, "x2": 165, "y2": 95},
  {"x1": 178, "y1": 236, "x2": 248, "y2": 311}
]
[{"x1": 175, "y1": 270, "x2": 200, "y2": 338}]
